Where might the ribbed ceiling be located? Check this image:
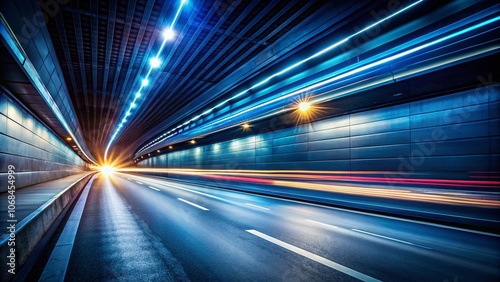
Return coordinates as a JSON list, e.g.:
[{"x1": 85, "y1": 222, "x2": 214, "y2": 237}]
[{"x1": 46, "y1": 0, "x2": 363, "y2": 160}]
